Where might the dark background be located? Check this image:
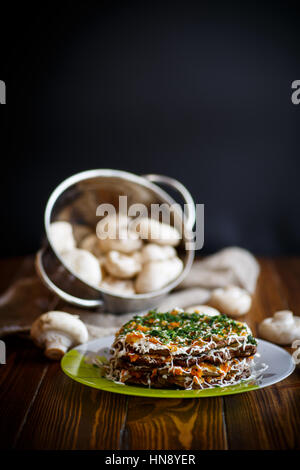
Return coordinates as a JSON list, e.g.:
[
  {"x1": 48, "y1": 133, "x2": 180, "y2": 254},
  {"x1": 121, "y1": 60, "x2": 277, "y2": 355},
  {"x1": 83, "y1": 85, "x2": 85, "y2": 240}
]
[{"x1": 1, "y1": 1, "x2": 299, "y2": 257}]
